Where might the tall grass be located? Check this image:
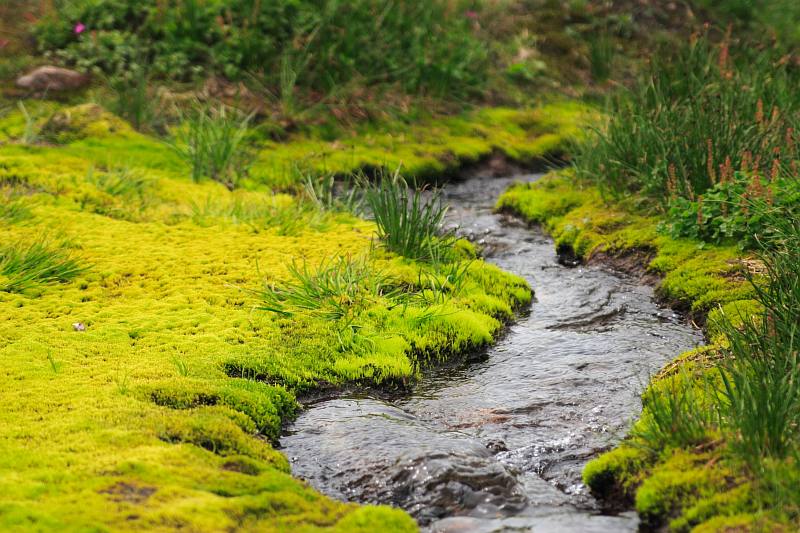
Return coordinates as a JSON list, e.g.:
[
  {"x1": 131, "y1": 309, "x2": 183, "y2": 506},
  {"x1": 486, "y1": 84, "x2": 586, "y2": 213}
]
[
  {"x1": 105, "y1": 66, "x2": 162, "y2": 132},
  {"x1": 17, "y1": 102, "x2": 39, "y2": 145},
  {"x1": 713, "y1": 207, "x2": 800, "y2": 470},
  {"x1": 168, "y1": 104, "x2": 254, "y2": 190},
  {"x1": 362, "y1": 170, "x2": 455, "y2": 262},
  {"x1": 588, "y1": 34, "x2": 614, "y2": 83},
  {"x1": 0, "y1": 240, "x2": 85, "y2": 293},
  {"x1": 576, "y1": 33, "x2": 800, "y2": 204},
  {"x1": 696, "y1": 0, "x2": 800, "y2": 45}
]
